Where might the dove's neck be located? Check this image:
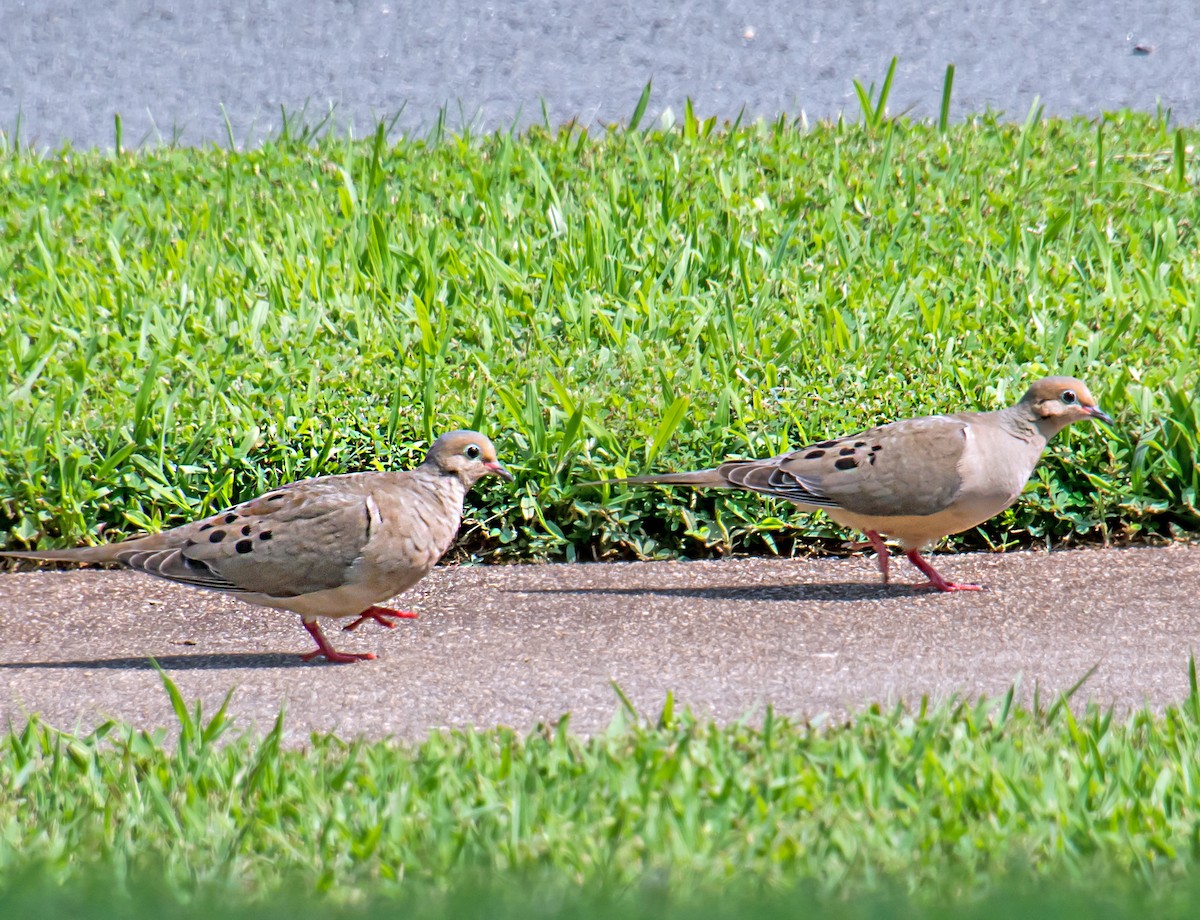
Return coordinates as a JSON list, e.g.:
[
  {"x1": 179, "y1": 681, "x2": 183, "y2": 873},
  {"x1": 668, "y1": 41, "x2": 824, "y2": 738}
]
[
  {"x1": 1012, "y1": 403, "x2": 1080, "y2": 446},
  {"x1": 422, "y1": 466, "x2": 470, "y2": 505},
  {"x1": 993, "y1": 398, "x2": 1089, "y2": 451},
  {"x1": 996, "y1": 403, "x2": 1063, "y2": 446}
]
